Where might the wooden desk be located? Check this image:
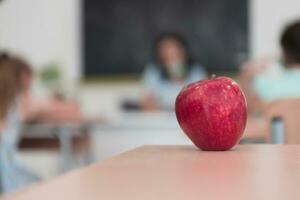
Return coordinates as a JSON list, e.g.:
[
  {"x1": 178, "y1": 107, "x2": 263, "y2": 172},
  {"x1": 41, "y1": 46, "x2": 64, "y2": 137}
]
[{"x1": 4, "y1": 145, "x2": 300, "y2": 200}]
